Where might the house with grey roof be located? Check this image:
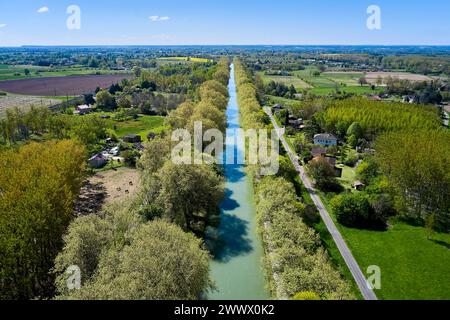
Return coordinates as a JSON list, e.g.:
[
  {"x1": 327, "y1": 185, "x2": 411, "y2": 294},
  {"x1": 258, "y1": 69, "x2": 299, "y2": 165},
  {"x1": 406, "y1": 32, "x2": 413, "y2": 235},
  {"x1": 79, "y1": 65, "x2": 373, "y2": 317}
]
[{"x1": 313, "y1": 133, "x2": 338, "y2": 147}]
